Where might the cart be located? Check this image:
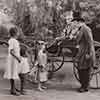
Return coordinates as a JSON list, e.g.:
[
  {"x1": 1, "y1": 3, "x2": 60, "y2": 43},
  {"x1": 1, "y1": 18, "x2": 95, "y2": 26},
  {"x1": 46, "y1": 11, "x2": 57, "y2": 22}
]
[{"x1": 46, "y1": 38, "x2": 100, "y2": 88}]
